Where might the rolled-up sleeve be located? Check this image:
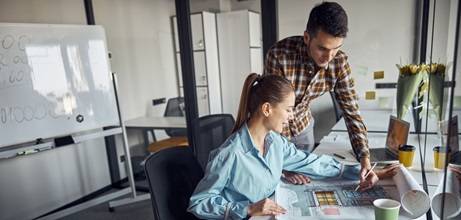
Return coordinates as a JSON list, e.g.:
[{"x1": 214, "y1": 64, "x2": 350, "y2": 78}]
[
  {"x1": 334, "y1": 60, "x2": 370, "y2": 161},
  {"x1": 279, "y1": 135, "x2": 360, "y2": 180}
]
